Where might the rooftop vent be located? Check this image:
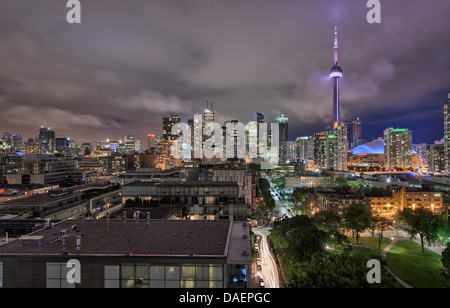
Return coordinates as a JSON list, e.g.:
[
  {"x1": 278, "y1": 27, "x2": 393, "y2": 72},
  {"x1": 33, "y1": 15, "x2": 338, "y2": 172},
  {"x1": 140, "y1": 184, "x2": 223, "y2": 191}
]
[{"x1": 45, "y1": 219, "x2": 52, "y2": 229}]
